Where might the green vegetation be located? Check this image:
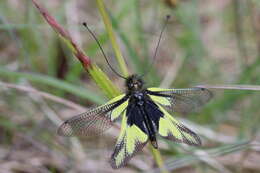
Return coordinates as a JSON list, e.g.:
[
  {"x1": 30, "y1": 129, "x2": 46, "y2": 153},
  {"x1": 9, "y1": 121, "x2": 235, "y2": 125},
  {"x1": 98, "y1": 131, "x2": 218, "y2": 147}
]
[{"x1": 0, "y1": 0, "x2": 259, "y2": 172}]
